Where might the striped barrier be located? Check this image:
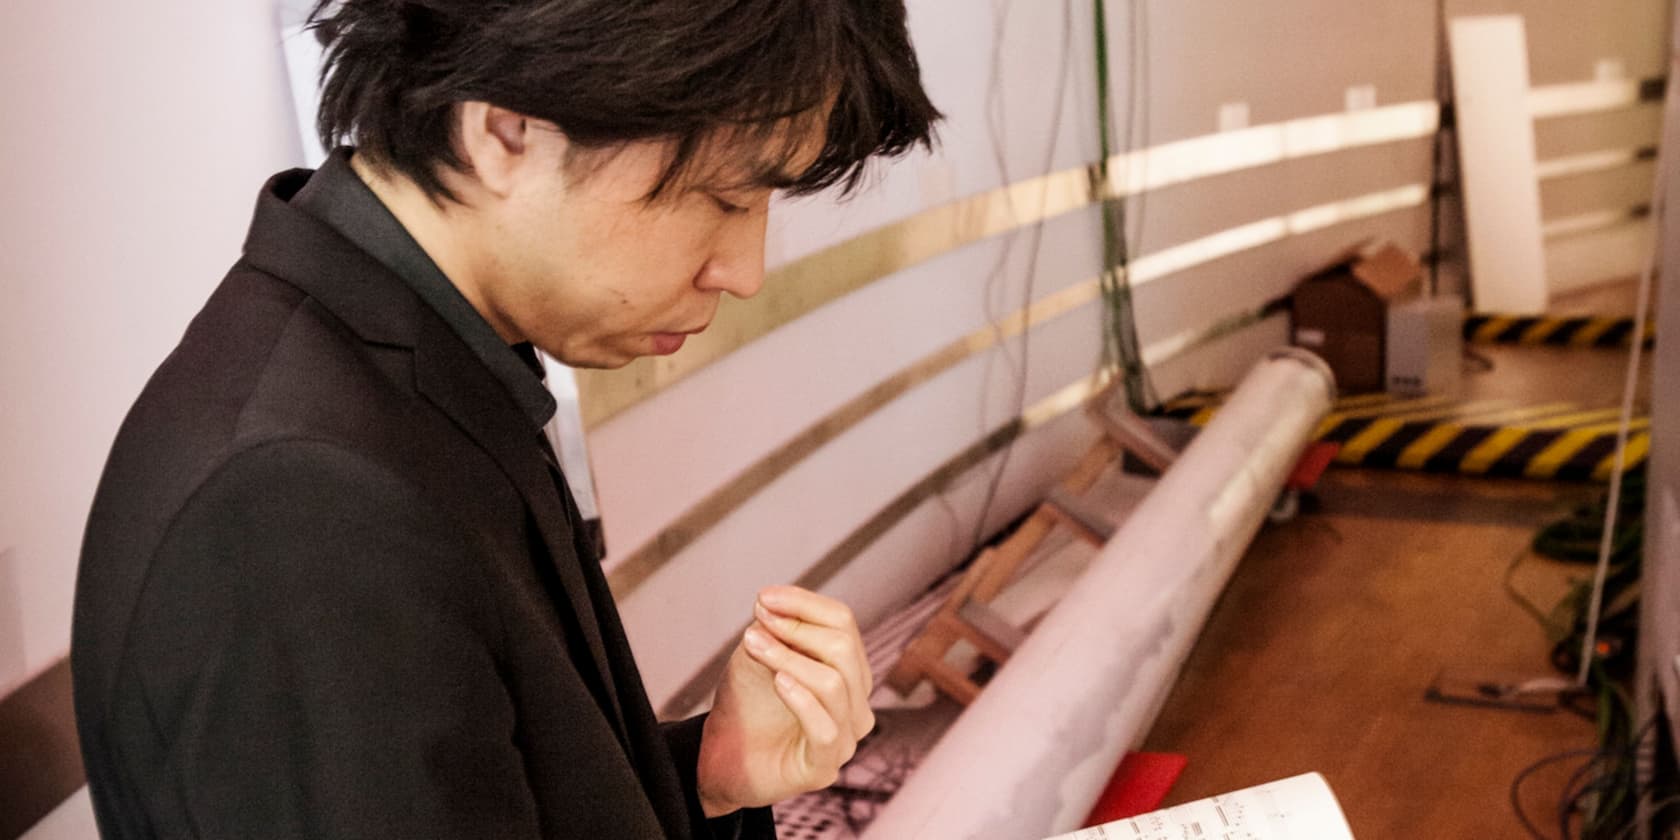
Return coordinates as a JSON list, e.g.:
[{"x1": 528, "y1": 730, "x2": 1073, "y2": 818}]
[
  {"x1": 1158, "y1": 393, "x2": 1648, "y2": 481},
  {"x1": 1462, "y1": 314, "x2": 1656, "y2": 348}
]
